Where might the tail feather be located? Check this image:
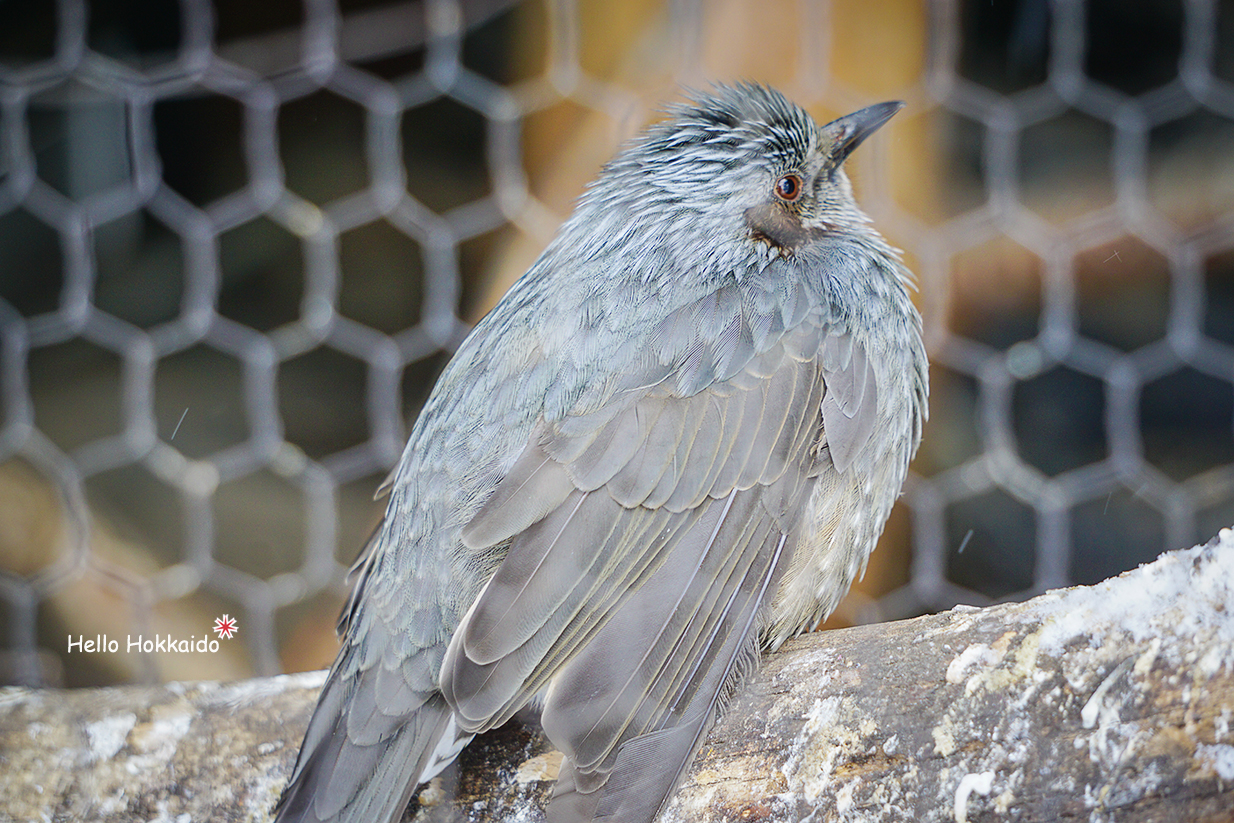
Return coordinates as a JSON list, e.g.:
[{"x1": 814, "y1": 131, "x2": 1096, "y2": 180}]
[
  {"x1": 275, "y1": 666, "x2": 457, "y2": 823},
  {"x1": 593, "y1": 707, "x2": 710, "y2": 821},
  {"x1": 547, "y1": 759, "x2": 602, "y2": 823},
  {"x1": 547, "y1": 707, "x2": 711, "y2": 823}
]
